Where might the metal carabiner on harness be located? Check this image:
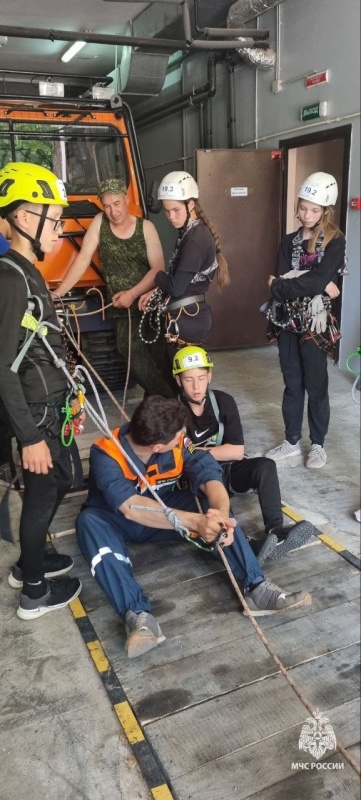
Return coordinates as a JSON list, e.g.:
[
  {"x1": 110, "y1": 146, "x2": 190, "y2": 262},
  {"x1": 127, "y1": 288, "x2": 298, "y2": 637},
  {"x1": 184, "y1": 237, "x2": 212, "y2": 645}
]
[{"x1": 165, "y1": 316, "x2": 180, "y2": 344}]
